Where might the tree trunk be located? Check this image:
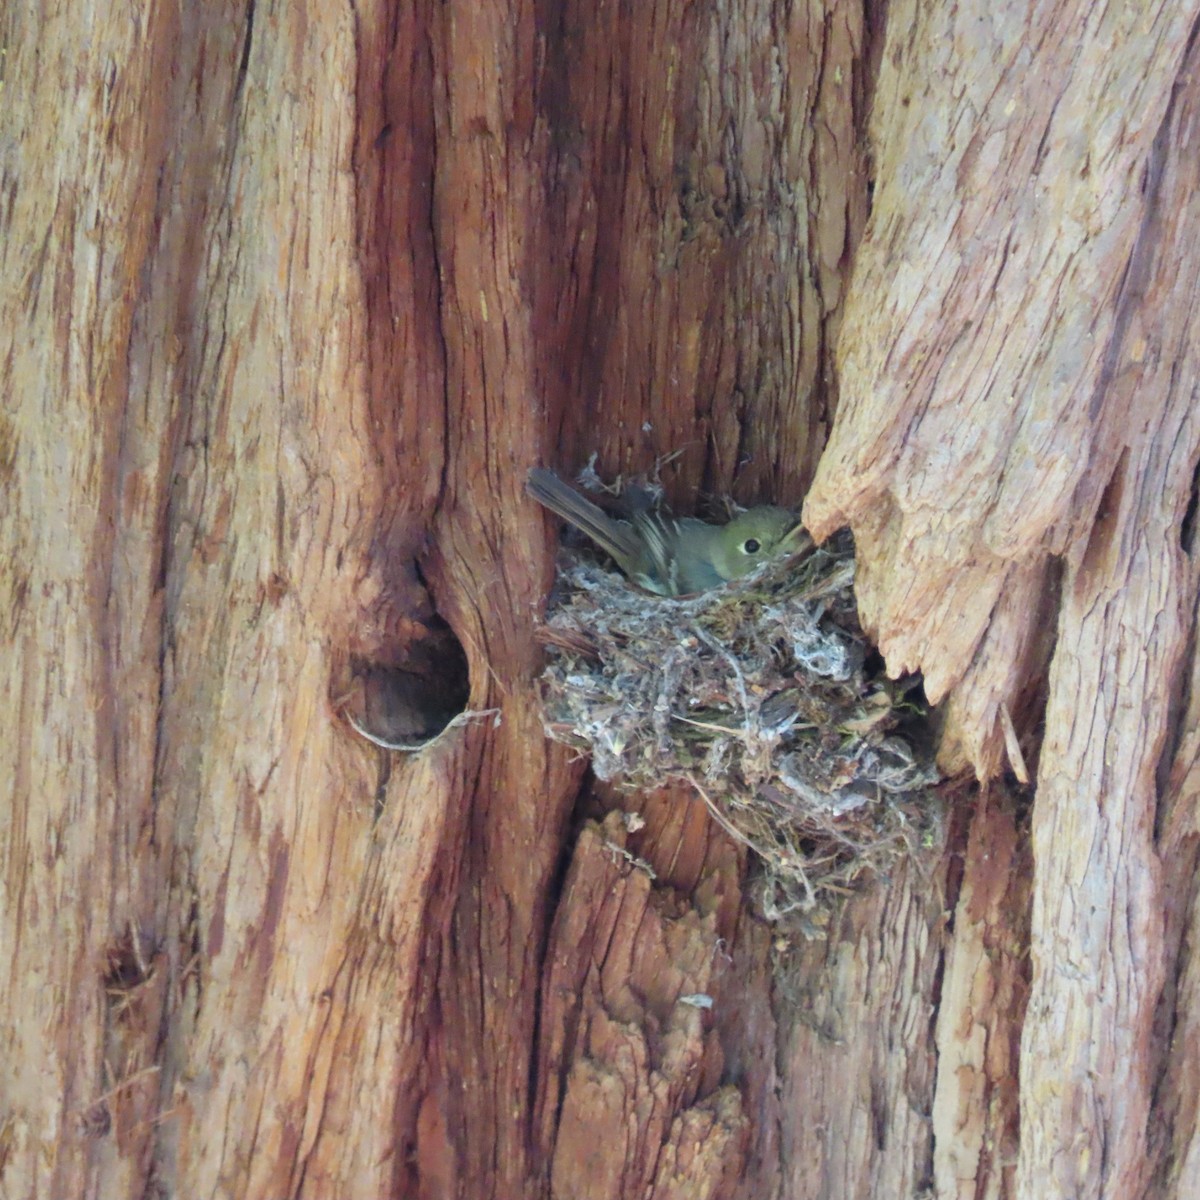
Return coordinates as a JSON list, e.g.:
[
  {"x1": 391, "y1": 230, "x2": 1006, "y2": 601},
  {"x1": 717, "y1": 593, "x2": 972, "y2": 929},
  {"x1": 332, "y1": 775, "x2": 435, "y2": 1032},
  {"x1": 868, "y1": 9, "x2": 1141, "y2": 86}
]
[{"x1": 2, "y1": 3, "x2": 1198, "y2": 1199}]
